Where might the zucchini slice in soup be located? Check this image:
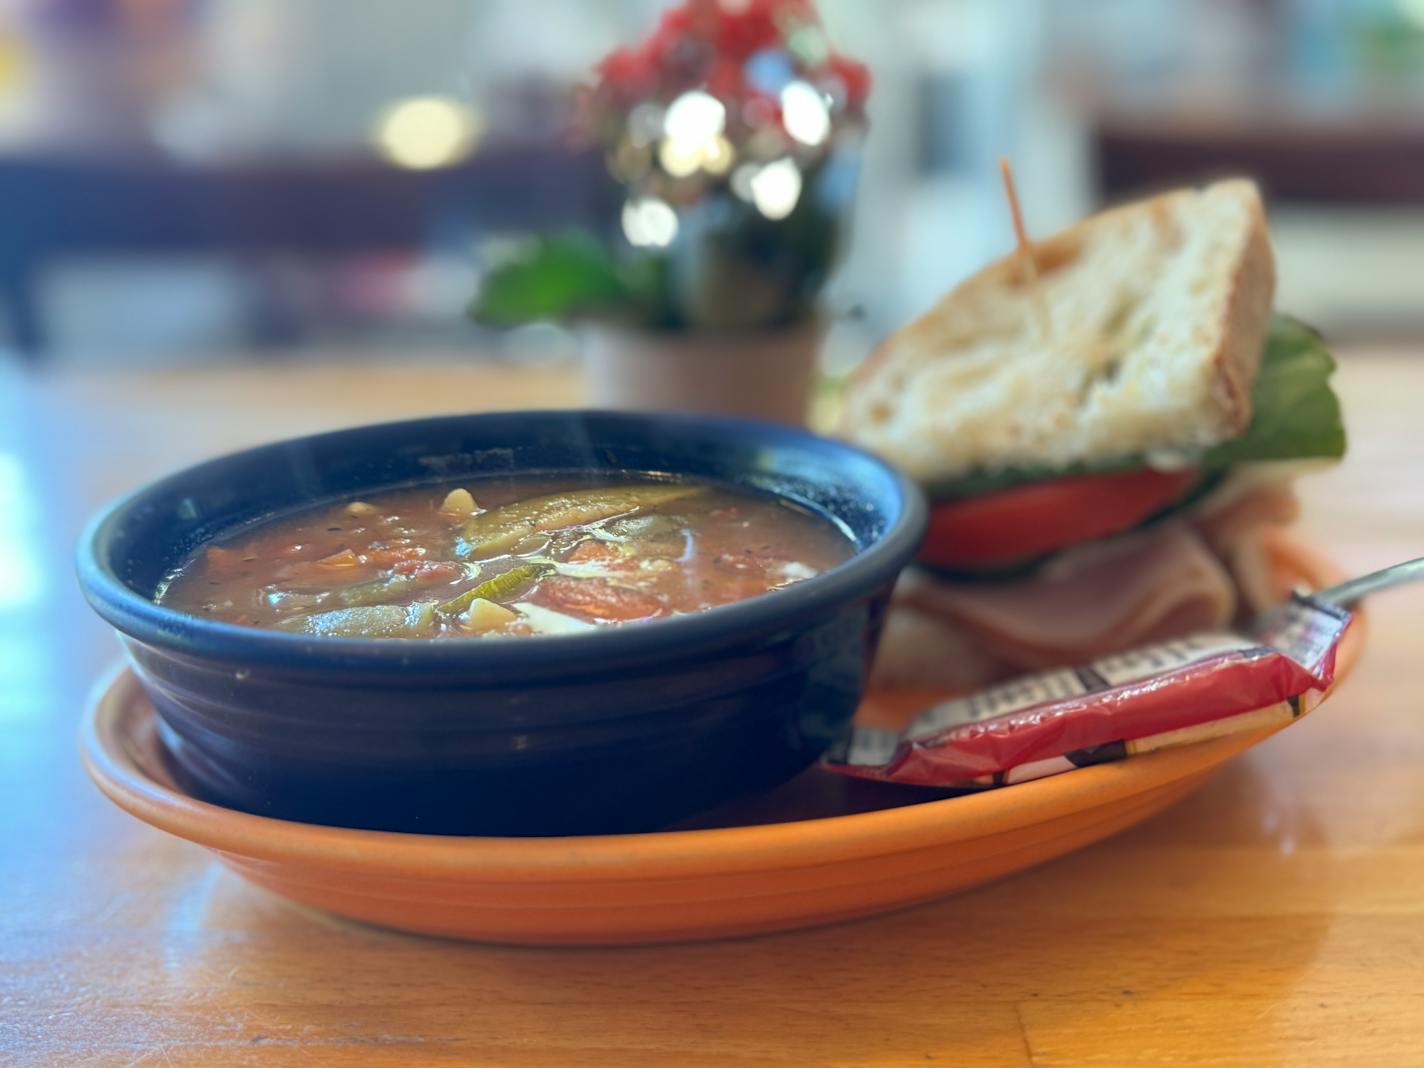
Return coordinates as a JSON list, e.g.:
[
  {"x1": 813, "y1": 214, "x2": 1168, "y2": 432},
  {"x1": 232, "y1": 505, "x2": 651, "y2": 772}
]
[
  {"x1": 275, "y1": 602, "x2": 439, "y2": 638},
  {"x1": 436, "y1": 563, "x2": 552, "y2": 616},
  {"x1": 457, "y1": 484, "x2": 701, "y2": 559}
]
